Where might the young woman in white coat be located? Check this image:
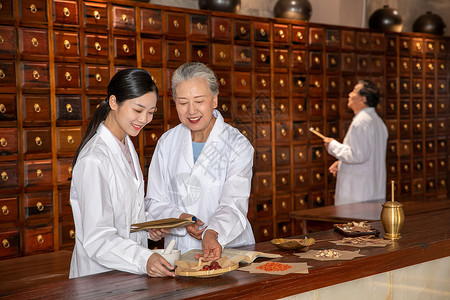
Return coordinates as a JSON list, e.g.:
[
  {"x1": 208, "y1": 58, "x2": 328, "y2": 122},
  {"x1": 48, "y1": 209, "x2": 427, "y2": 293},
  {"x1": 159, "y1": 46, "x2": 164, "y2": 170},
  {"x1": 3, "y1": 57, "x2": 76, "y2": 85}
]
[
  {"x1": 145, "y1": 62, "x2": 255, "y2": 261},
  {"x1": 70, "y1": 68, "x2": 175, "y2": 278}
]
